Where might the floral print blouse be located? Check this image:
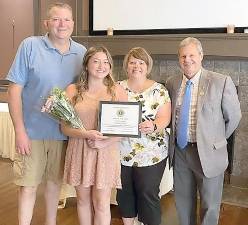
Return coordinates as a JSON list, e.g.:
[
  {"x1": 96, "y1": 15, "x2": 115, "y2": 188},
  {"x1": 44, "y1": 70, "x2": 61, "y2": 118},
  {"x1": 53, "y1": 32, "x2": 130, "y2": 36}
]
[{"x1": 119, "y1": 80, "x2": 171, "y2": 167}]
